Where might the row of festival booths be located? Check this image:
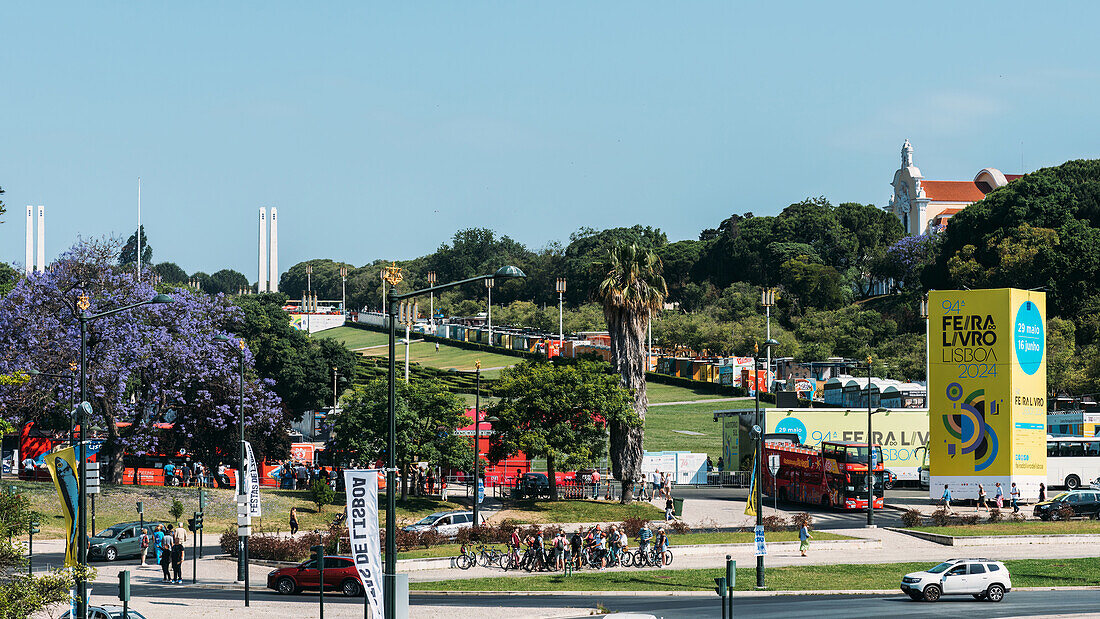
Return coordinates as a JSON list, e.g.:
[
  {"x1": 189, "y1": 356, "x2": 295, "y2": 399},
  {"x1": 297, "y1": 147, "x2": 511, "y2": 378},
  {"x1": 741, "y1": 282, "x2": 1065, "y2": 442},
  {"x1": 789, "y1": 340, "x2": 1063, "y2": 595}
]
[{"x1": 820, "y1": 376, "x2": 927, "y2": 409}]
